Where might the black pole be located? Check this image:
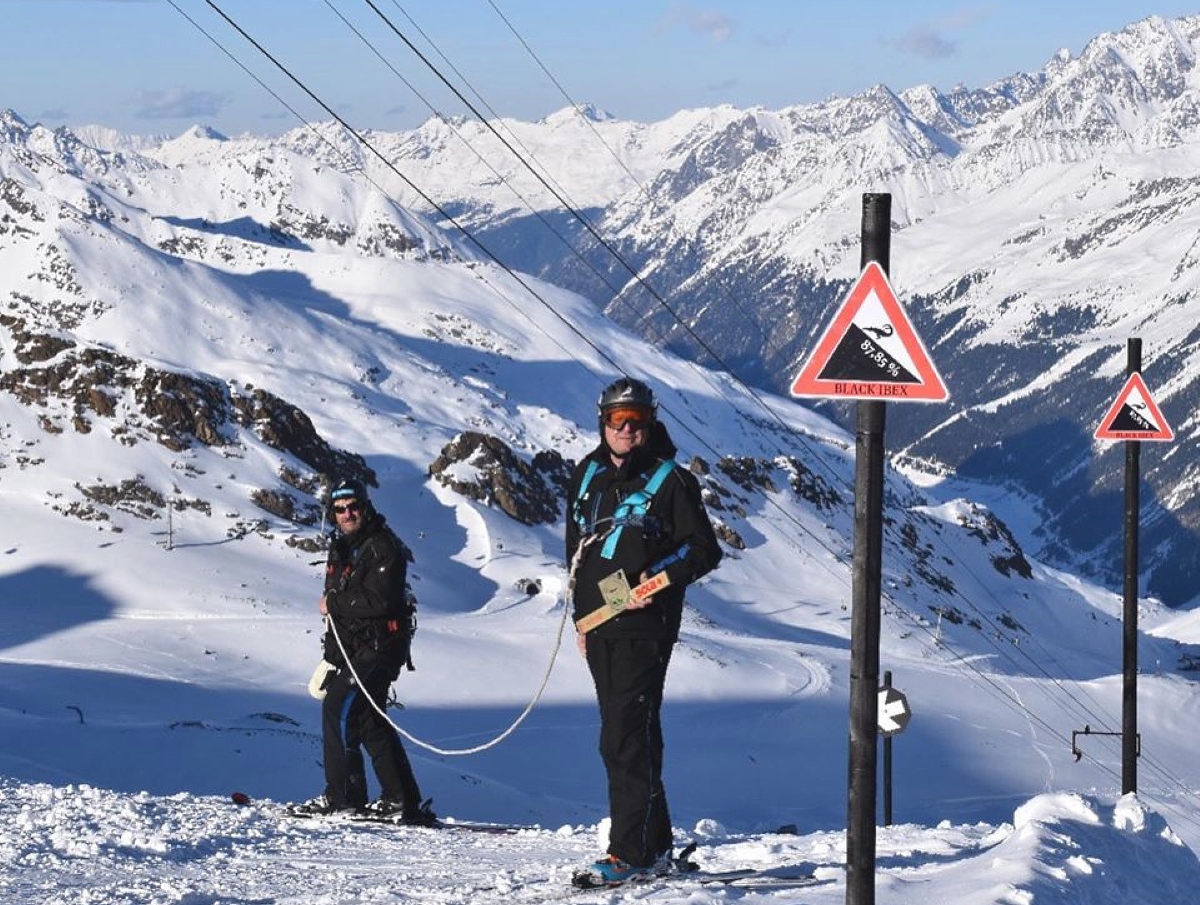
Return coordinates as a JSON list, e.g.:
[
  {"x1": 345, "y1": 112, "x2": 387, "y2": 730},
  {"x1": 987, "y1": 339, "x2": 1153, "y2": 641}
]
[
  {"x1": 846, "y1": 193, "x2": 890, "y2": 905},
  {"x1": 1122, "y1": 337, "x2": 1142, "y2": 794},
  {"x1": 882, "y1": 670, "x2": 893, "y2": 827}
]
